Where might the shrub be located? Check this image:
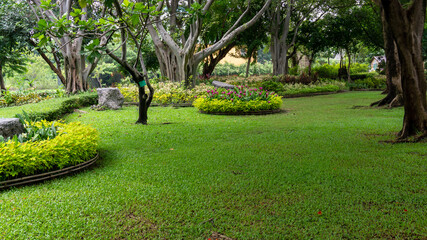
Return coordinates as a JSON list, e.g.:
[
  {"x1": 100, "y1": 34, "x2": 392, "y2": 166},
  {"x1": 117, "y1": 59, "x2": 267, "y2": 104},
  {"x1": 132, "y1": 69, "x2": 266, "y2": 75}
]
[
  {"x1": 261, "y1": 81, "x2": 284, "y2": 93},
  {"x1": 312, "y1": 64, "x2": 339, "y2": 79},
  {"x1": 263, "y1": 73, "x2": 318, "y2": 85},
  {"x1": 118, "y1": 82, "x2": 214, "y2": 105},
  {"x1": 0, "y1": 121, "x2": 99, "y2": 181},
  {"x1": 0, "y1": 90, "x2": 63, "y2": 108},
  {"x1": 193, "y1": 86, "x2": 282, "y2": 113},
  {"x1": 348, "y1": 75, "x2": 386, "y2": 90},
  {"x1": 22, "y1": 94, "x2": 98, "y2": 121},
  {"x1": 279, "y1": 81, "x2": 346, "y2": 96}
]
